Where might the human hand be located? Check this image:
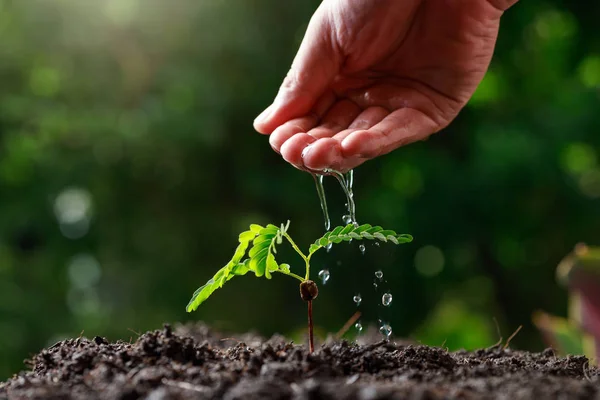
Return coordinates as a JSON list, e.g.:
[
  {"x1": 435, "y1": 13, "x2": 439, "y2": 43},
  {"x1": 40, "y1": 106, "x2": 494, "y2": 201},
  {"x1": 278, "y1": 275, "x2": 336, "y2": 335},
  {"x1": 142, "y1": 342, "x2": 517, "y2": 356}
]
[{"x1": 254, "y1": 0, "x2": 518, "y2": 172}]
